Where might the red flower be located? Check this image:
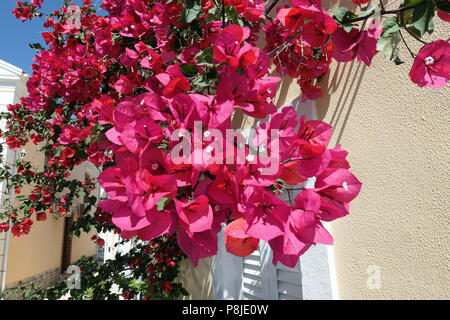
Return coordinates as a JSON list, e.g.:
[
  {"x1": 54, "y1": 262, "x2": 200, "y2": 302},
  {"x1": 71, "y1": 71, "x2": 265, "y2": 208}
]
[
  {"x1": 0, "y1": 222, "x2": 9, "y2": 233},
  {"x1": 409, "y1": 40, "x2": 450, "y2": 89},
  {"x1": 36, "y1": 212, "x2": 47, "y2": 221},
  {"x1": 224, "y1": 218, "x2": 259, "y2": 257},
  {"x1": 96, "y1": 238, "x2": 105, "y2": 246},
  {"x1": 351, "y1": 0, "x2": 370, "y2": 5}
]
